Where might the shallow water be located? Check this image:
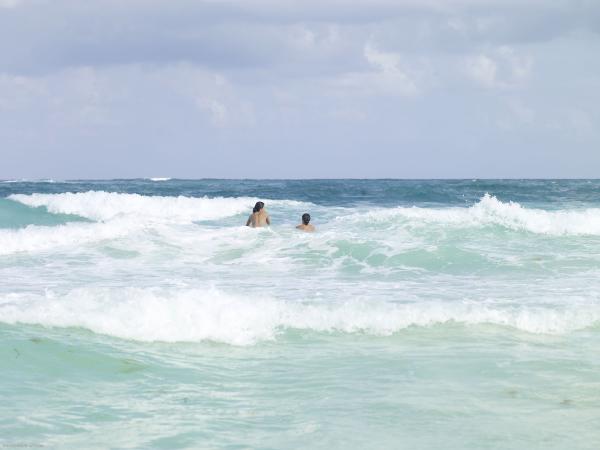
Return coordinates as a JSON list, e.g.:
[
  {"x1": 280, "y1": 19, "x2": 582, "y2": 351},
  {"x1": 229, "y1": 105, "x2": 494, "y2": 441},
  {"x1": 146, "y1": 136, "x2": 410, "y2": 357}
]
[{"x1": 1, "y1": 179, "x2": 600, "y2": 449}]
